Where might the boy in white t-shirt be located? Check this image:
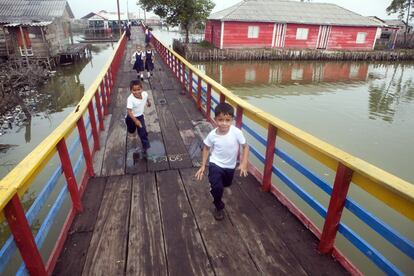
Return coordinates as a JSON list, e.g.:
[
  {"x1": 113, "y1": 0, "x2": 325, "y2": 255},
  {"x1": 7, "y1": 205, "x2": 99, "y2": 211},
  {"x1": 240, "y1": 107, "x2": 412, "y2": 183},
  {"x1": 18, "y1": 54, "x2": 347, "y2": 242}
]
[
  {"x1": 125, "y1": 79, "x2": 151, "y2": 155},
  {"x1": 195, "y1": 103, "x2": 249, "y2": 220}
]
